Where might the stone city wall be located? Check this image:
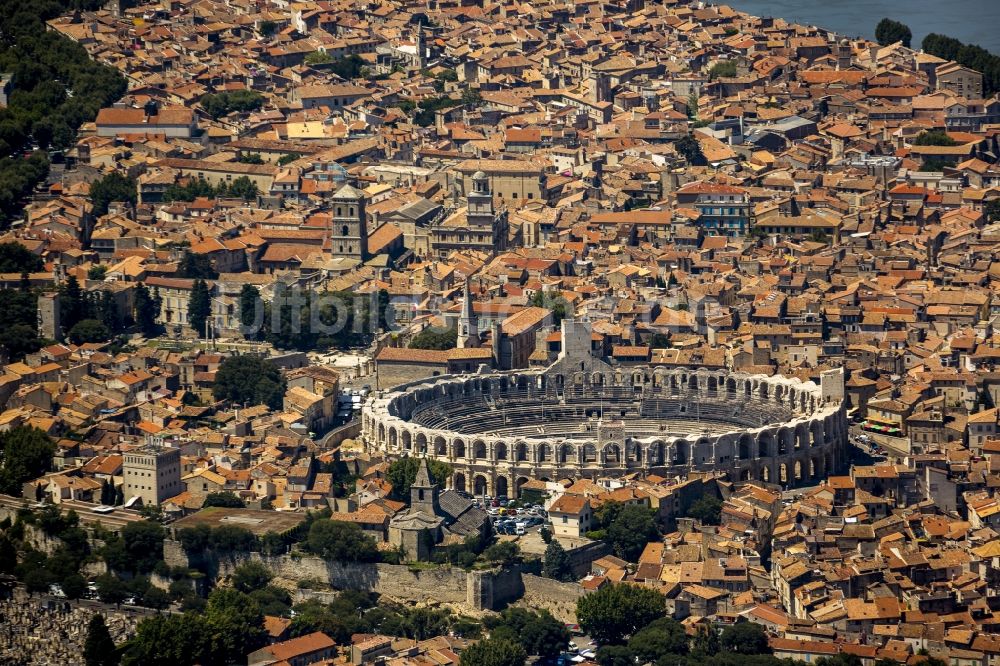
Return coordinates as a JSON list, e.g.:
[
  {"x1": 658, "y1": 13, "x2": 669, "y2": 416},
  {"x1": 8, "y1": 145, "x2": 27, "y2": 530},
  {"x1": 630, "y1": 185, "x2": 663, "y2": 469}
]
[{"x1": 165, "y1": 540, "x2": 523, "y2": 612}]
